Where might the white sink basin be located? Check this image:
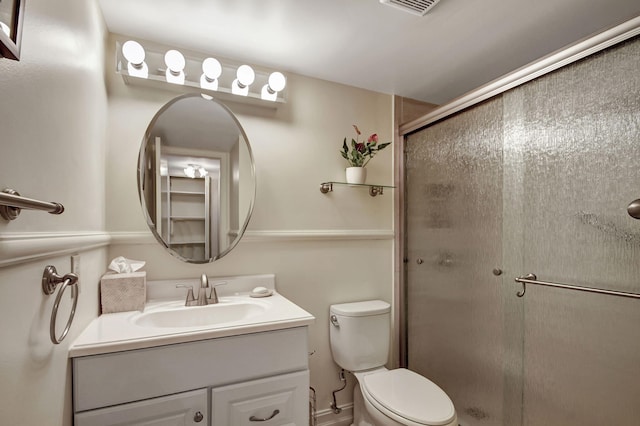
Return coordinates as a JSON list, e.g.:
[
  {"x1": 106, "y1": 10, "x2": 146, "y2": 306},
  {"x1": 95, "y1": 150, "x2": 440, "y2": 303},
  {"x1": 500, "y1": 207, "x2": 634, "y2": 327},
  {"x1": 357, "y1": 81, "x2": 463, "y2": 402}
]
[
  {"x1": 69, "y1": 281, "x2": 315, "y2": 358},
  {"x1": 133, "y1": 299, "x2": 268, "y2": 329}
]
